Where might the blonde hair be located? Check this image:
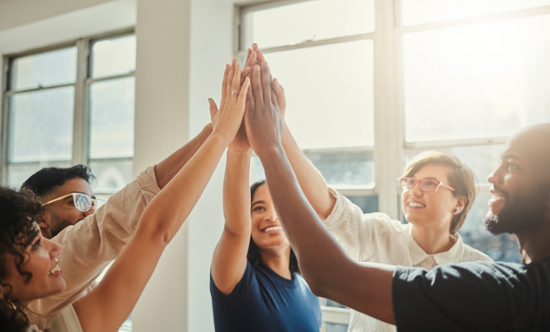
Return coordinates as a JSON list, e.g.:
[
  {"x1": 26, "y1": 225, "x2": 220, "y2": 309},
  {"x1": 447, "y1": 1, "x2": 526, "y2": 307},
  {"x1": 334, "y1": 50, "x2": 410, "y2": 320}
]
[{"x1": 402, "y1": 151, "x2": 477, "y2": 234}]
